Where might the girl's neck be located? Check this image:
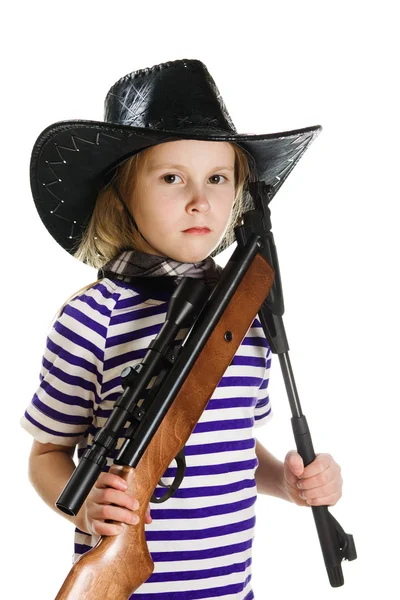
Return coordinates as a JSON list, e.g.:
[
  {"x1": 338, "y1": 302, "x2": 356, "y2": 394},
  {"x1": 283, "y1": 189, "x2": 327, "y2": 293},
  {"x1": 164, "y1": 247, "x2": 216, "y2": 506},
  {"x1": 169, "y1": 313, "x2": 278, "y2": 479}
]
[{"x1": 98, "y1": 248, "x2": 222, "y2": 289}]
